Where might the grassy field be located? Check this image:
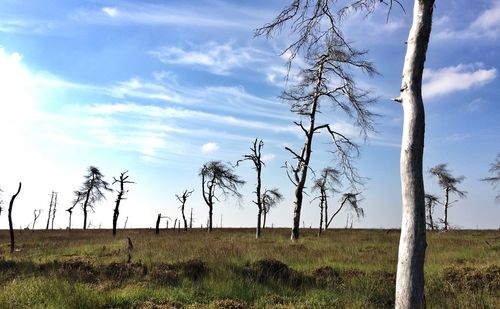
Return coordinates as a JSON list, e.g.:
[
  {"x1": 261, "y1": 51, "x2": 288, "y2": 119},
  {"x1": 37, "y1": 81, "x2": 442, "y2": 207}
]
[{"x1": 0, "y1": 228, "x2": 498, "y2": 308}]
